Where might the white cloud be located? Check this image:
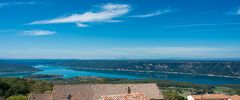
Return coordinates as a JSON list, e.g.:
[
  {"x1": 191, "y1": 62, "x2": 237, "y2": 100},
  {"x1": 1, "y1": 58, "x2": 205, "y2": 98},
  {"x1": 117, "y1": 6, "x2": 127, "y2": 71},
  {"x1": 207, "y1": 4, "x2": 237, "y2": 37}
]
[
  {"x1": 0, "y1": 1, "x2": 36, "y2": 8},
  {"x1": 130, "y1": 9, "x2": 172, "y2": 18},
  {"x1": 226, "y1": 8, "x2": 240, "y2": 15},
  {"x1": 29, "y1": 3, "x2": 130, "y2": 27},
  {"x1": 21, "y1": 30, "x2": 56, "y2": 36},
  {"x1": 76, "y1": 23, "x2": 89, "y2": 27}
]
